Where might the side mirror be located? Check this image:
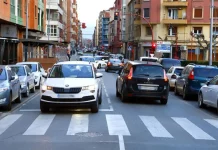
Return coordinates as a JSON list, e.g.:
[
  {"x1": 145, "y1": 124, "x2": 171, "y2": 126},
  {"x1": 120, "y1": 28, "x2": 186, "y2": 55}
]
[
  {"x1": 42, "y1": 73, "x2": 47, "y2": 78},
  {"x1": 10, "y1": 76, "x2": 15, "y2": 81},
  {"x1": 96, "y1": 73, "x2": 103, "y2": 78},
  {"x1": 171, "y1": 74, "x2": 177, "y2": 79},
  {"x1": 27, "y1": 72, "x2": 31, "y2": 76},
  {"x1": 206, "y1": 81, "x2": 210, "y2": 86}
]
